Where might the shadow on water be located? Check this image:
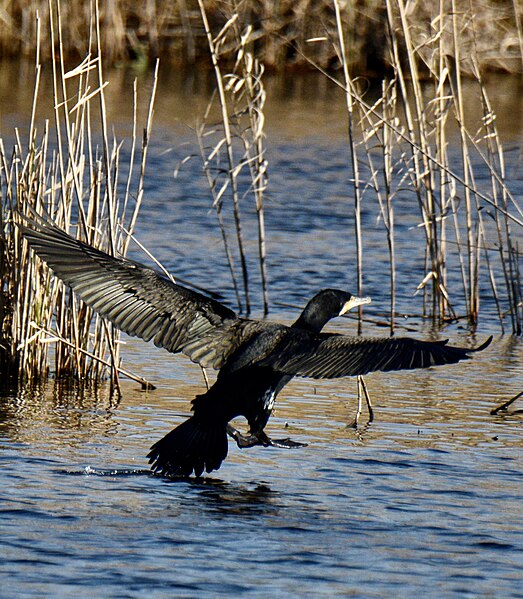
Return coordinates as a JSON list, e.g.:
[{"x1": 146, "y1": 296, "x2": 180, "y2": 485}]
[
  {"x1": 64, "y1": 466, "x2": 279, "y2": 514},
  {"x1": 59, "y1": 463, "x2": 281, "y2": 517},
  {"x1": 164, "y1": 478, "x2": 281, "y2": 517}
]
